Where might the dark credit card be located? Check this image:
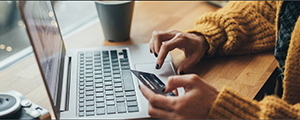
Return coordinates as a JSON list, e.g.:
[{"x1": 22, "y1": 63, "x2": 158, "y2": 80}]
[{"x1": 130, "y1": 69, "x2": 175, "y2": 96}]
